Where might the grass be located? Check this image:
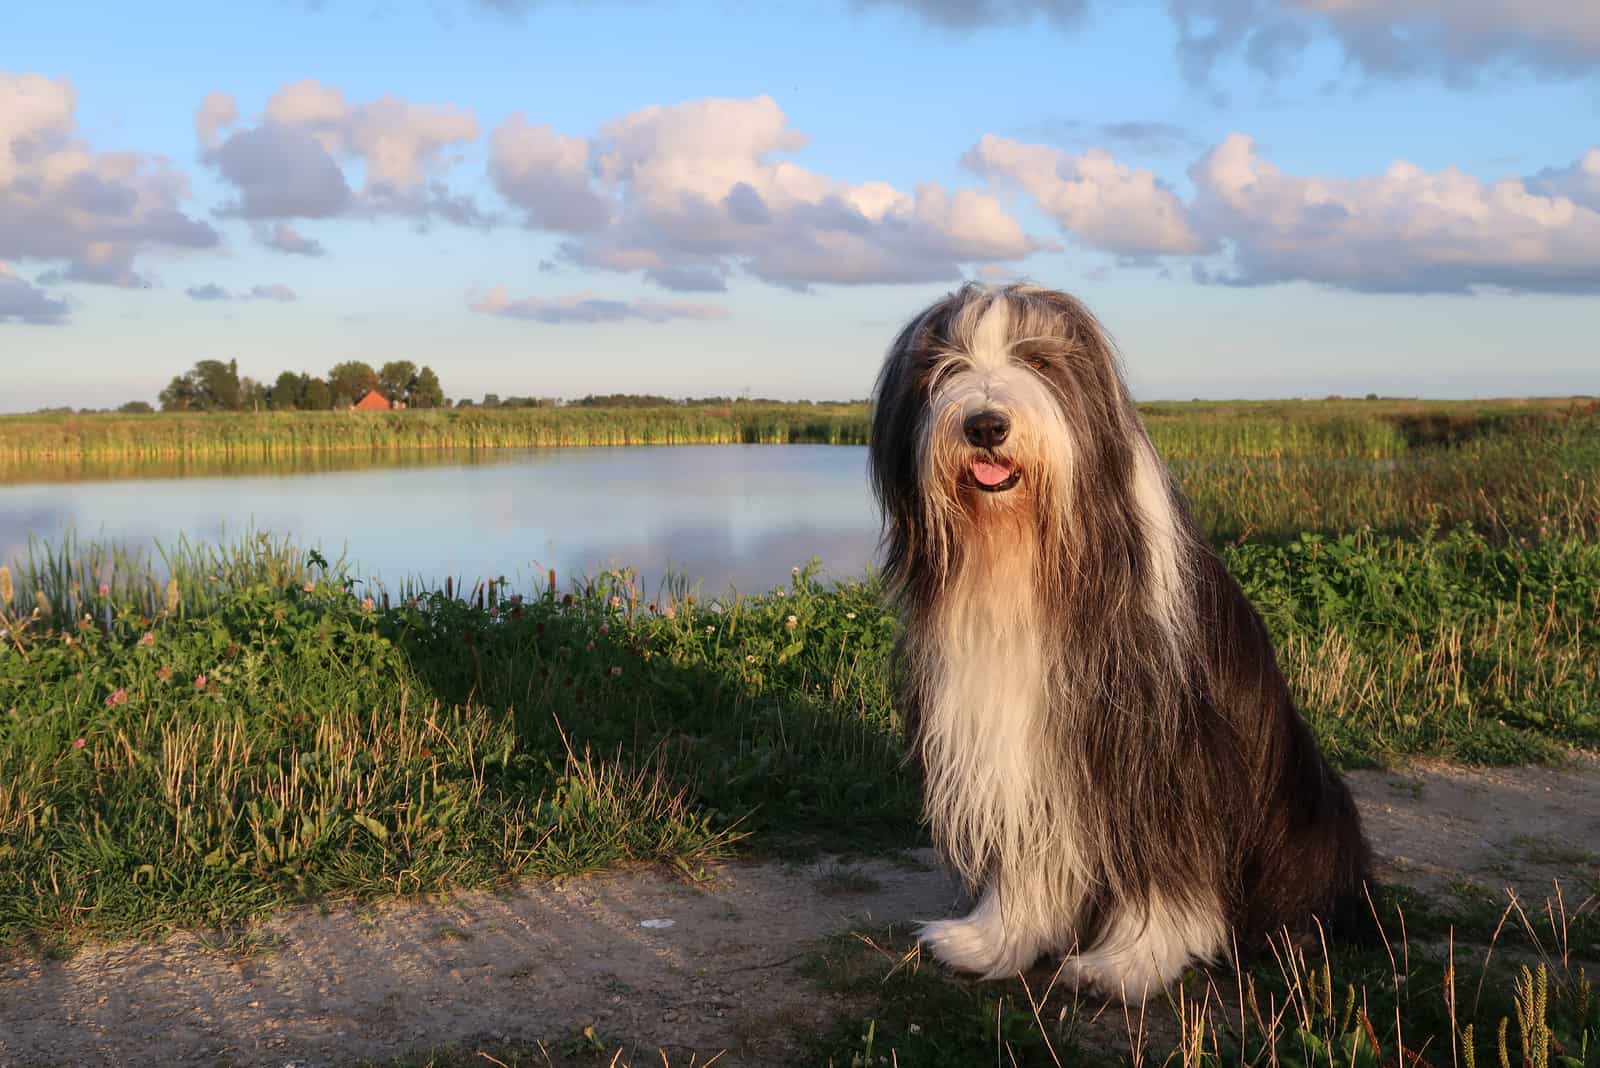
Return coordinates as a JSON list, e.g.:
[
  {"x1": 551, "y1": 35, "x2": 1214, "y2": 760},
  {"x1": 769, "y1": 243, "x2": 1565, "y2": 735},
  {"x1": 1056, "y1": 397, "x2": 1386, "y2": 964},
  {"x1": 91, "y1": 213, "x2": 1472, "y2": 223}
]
[
  {"x1": 1, "y1": 396, "x2": 1597, "y2": 1064},
  {"x1": 810, "y1": 880, "x2": 1600, "y2": 1067},
  {"x1": 1, "y1": 522, "x2": 1596, "y2": 953}
]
